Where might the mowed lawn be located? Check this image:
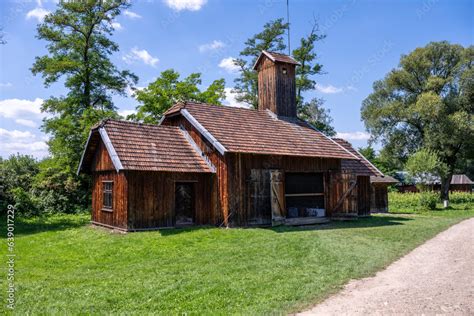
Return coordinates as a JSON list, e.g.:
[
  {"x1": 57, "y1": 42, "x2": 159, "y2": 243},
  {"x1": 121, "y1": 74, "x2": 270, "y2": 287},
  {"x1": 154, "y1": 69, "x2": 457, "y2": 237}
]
[{"x1": 1, "y1": 206, "x2": 473, "y2": 314}]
